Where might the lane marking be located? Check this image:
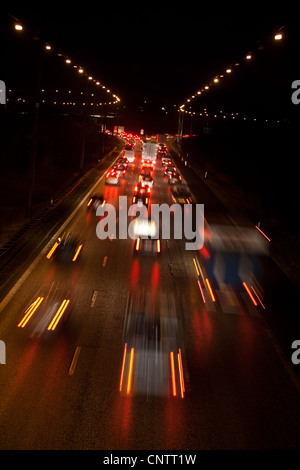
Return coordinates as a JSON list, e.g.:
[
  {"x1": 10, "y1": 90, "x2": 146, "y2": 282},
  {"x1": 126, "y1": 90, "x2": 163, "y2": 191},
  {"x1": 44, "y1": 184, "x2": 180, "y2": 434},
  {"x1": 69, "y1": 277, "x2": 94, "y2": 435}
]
[
  {"x1": 68, "y1": 346, "x2": 81, "y2": 376},
  {"x1": 90, "y1": 290, "x2": 98, "y2": 307},
  {"x1": 102, "y1": 256, "x2": 108, "y2": 267}
]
